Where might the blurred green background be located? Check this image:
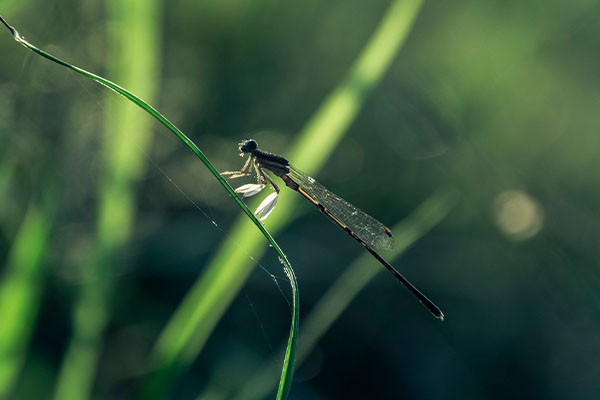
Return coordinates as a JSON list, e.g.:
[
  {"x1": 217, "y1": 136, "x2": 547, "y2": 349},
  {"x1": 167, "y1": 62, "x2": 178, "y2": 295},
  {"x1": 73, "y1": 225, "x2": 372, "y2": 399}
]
[{"x1": 1, "y1": 0, "x2": 600, "y2": 399}]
